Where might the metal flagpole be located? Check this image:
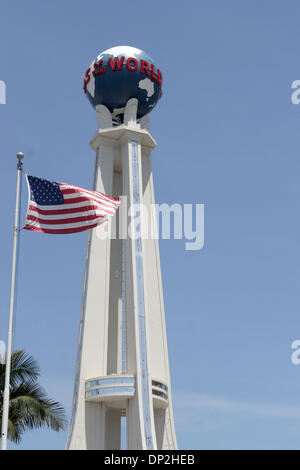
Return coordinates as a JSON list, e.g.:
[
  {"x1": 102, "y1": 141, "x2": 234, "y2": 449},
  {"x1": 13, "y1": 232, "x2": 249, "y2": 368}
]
[{"x1": 1, "y1": 152, "x2": 24, "y2": 450}]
